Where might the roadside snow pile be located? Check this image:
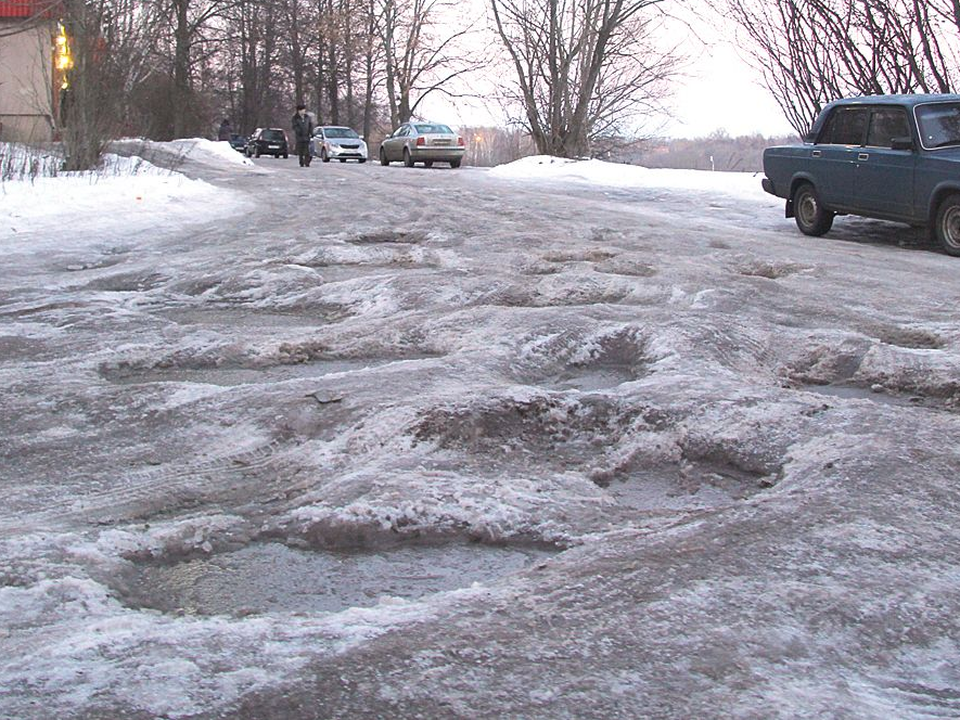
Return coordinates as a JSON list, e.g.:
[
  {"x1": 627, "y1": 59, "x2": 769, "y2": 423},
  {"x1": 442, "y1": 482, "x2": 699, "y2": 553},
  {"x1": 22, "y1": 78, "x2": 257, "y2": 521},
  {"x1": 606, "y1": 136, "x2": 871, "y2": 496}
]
[
  {"x1": 0, "y1": 142, "x2": 243, "y2": 239},
  {"x1": 490, "y1": 155, "x2": 767, "y2": 200},
  {"x1": 162, "y1": 137, "x2": 254, "y2": 167}
]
